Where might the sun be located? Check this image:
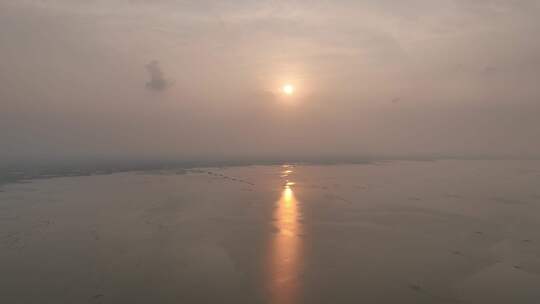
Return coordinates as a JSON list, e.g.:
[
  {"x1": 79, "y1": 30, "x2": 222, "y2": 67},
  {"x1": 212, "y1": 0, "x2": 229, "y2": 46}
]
[{"x1": 282, "y1": 84, "x2": 295, "y2": 95}]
